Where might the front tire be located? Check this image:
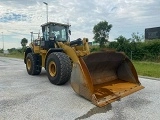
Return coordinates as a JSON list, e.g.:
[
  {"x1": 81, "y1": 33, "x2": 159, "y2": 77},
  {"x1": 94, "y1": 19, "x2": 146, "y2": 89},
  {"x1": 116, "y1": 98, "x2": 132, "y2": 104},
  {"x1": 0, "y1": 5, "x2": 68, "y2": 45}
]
[
  {"x1": 26, "y1": 53, "x2": 41, "y2": 75},
  {"x1": 46, "y1": 52, "x2": 72, "y2": 85}
]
